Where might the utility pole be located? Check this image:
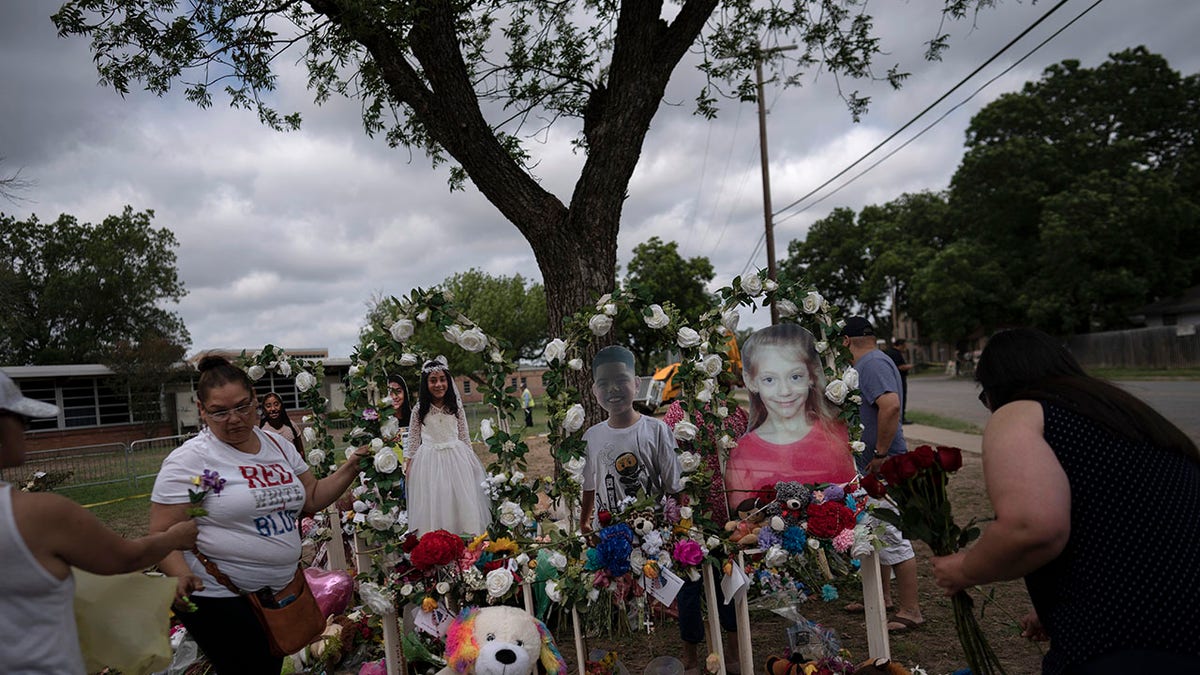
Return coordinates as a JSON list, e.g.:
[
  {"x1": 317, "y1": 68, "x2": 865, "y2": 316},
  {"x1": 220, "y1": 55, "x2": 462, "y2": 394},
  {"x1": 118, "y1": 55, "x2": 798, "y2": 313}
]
[{"x1": 755, "y1": 43, "x2": 796, "y2": 325}]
